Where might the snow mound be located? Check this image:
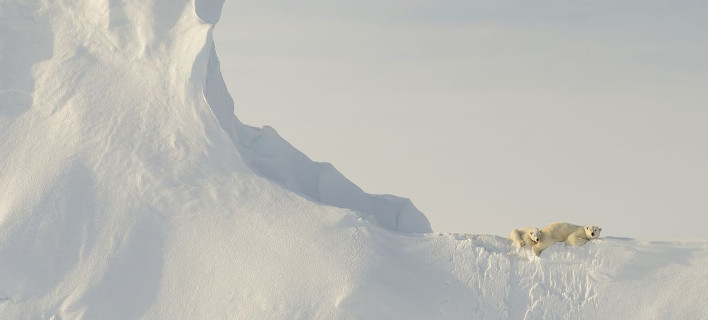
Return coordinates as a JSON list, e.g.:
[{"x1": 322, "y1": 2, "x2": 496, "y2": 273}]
[
  {"x1": 398, "y1": 235, "x2": 708, "y2": 319},
  {"x1": 1, "y1": 1, "x2": 706, "y2": 319}
]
